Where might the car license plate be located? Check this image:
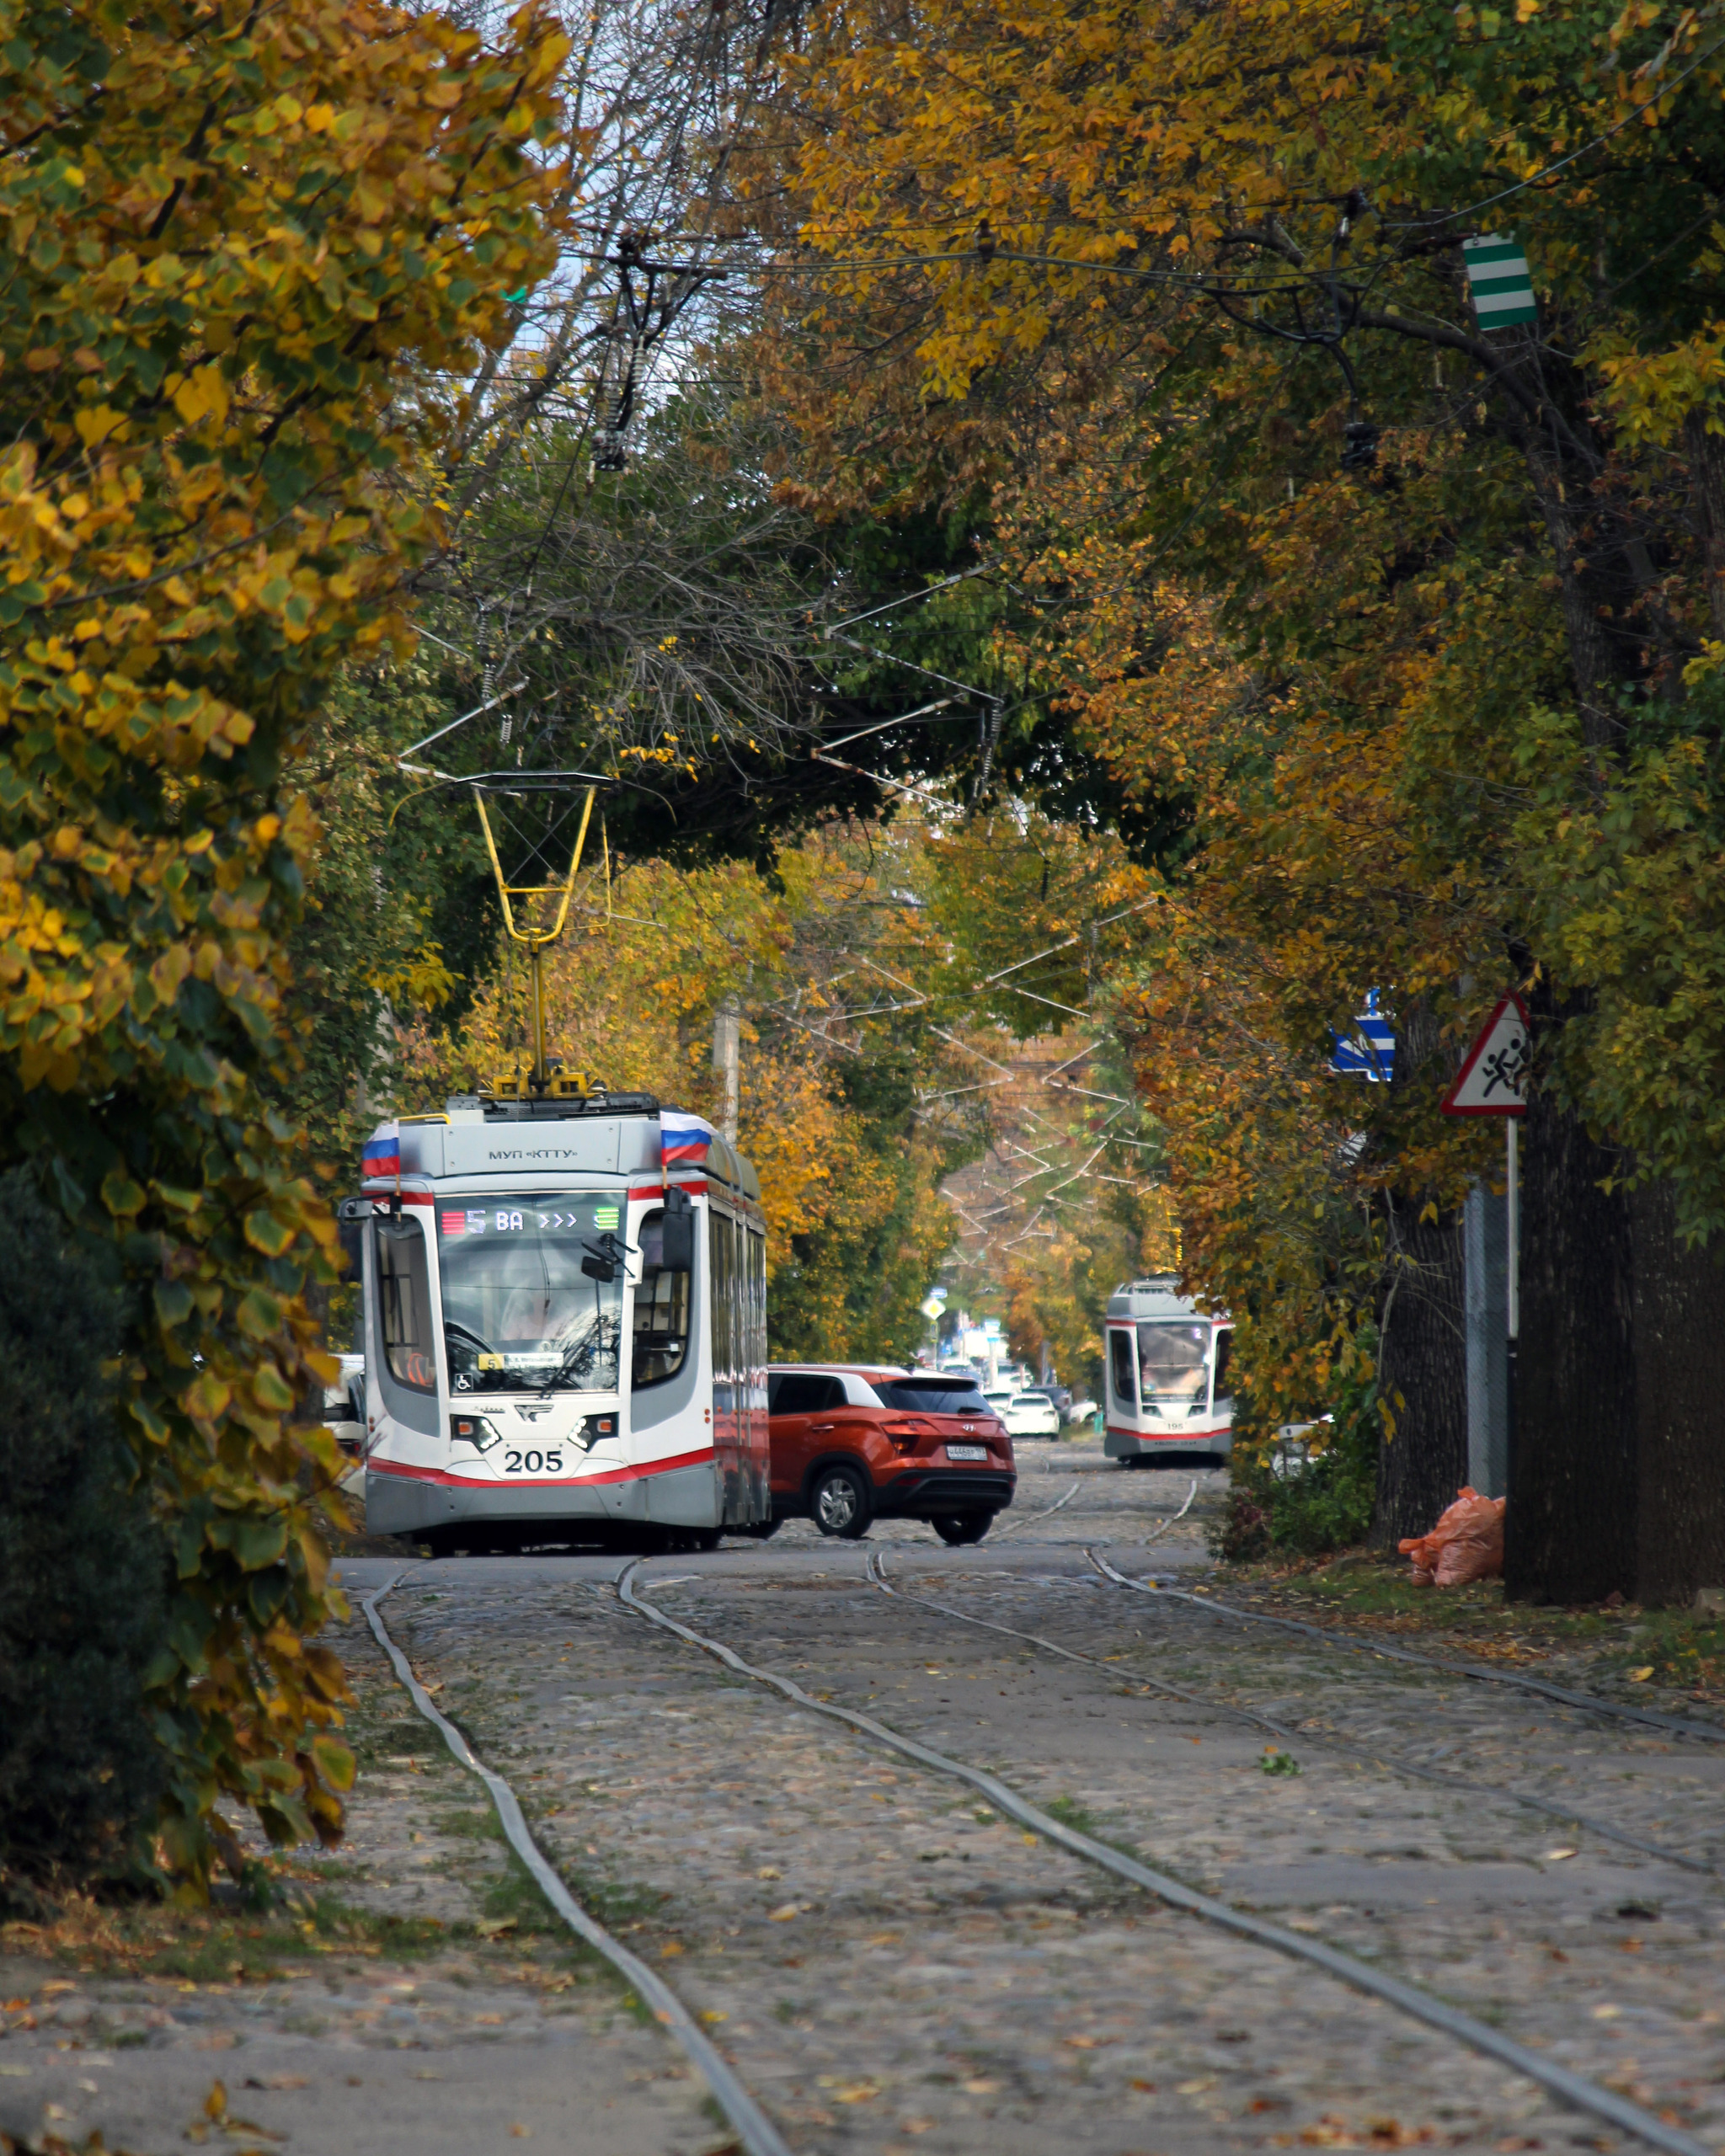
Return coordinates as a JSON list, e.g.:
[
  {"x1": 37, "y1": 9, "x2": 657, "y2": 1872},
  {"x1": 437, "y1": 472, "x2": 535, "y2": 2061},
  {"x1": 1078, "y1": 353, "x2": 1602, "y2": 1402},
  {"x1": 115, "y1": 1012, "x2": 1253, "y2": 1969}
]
[{"x1": 945, "y1": 1444, "x2": 987, "y2": 1461}]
